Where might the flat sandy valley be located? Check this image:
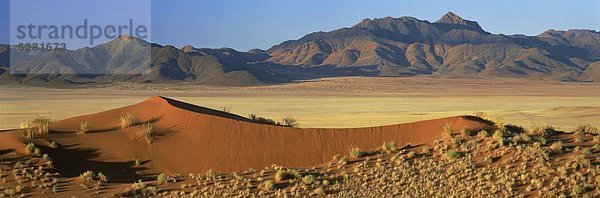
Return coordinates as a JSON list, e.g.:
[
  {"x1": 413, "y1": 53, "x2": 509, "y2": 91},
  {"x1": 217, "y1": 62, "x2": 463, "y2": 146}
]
[{"x1": 1, "y1": 76, "x2": 599, "y2": 130}]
